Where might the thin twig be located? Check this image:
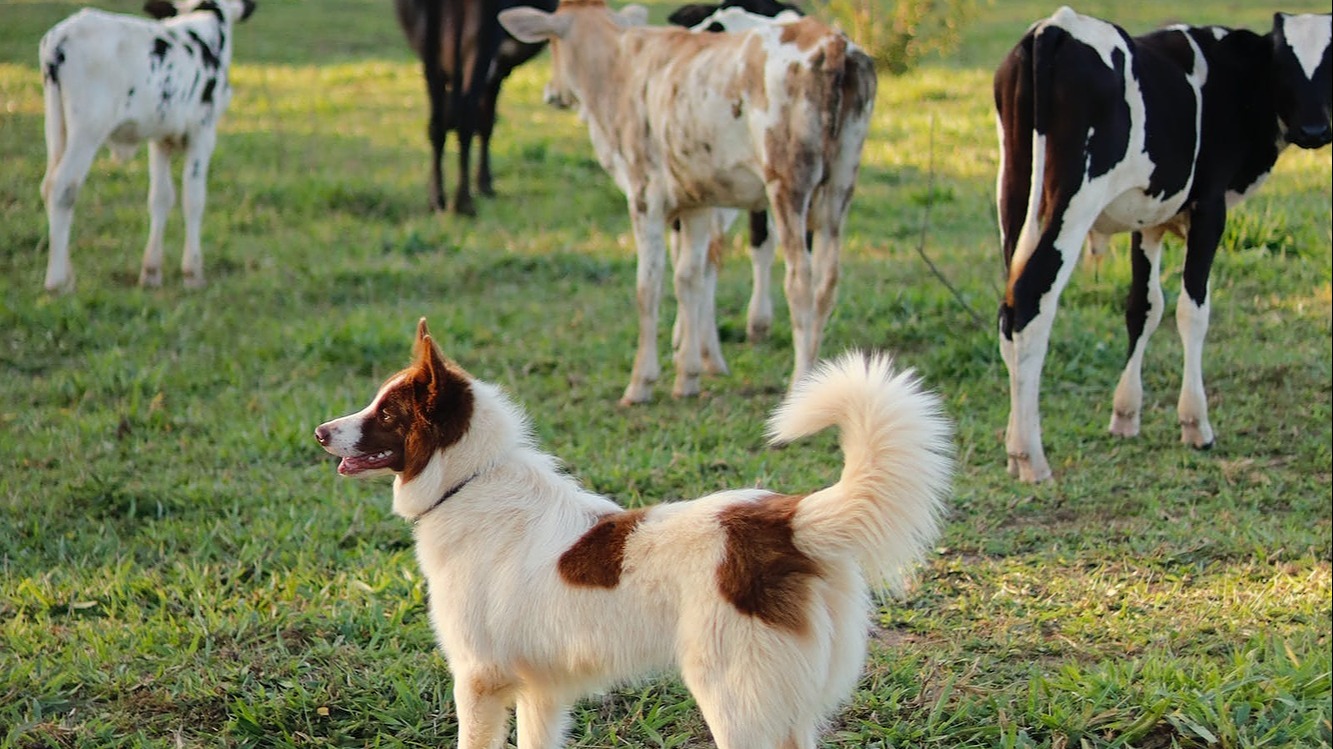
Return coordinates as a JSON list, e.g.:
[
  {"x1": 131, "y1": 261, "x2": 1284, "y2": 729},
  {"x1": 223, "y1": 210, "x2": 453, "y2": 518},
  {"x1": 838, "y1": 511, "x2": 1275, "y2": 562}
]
[{"x1": 915, "y1": 115, "x2": 988, "y2": 330}]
